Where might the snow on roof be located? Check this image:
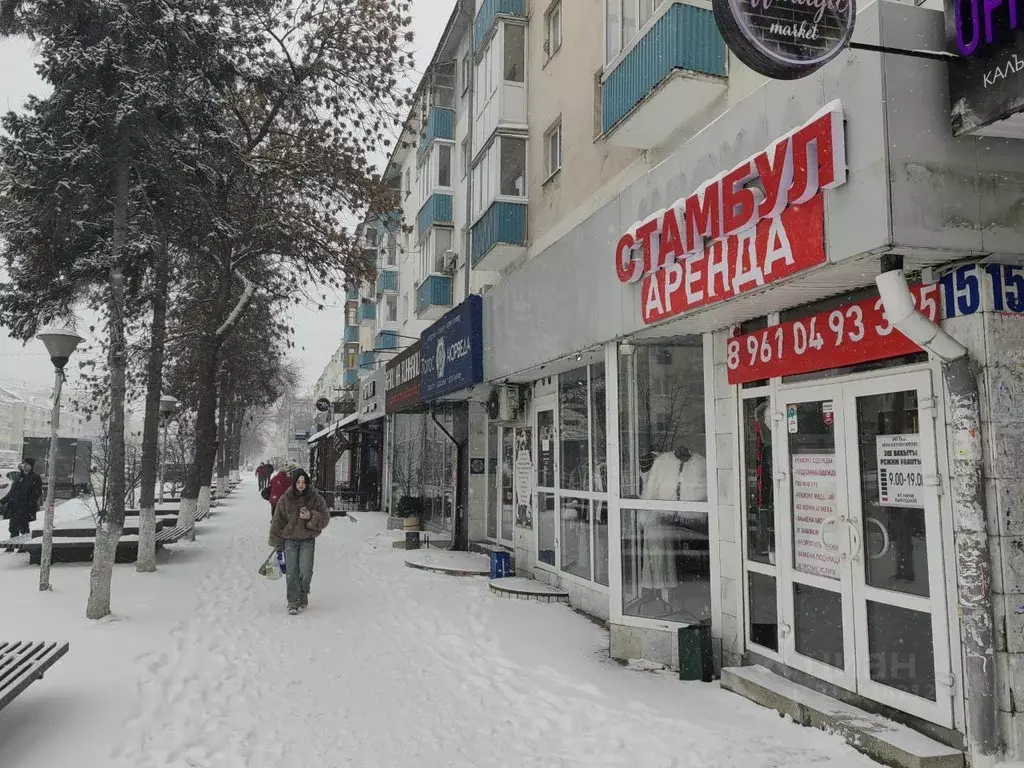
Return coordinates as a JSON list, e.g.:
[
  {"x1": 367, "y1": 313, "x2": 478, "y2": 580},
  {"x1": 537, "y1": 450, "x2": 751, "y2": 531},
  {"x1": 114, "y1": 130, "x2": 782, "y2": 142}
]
[{"x1": 306, "y1": 412, "x2": 359, "y2": 444}]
